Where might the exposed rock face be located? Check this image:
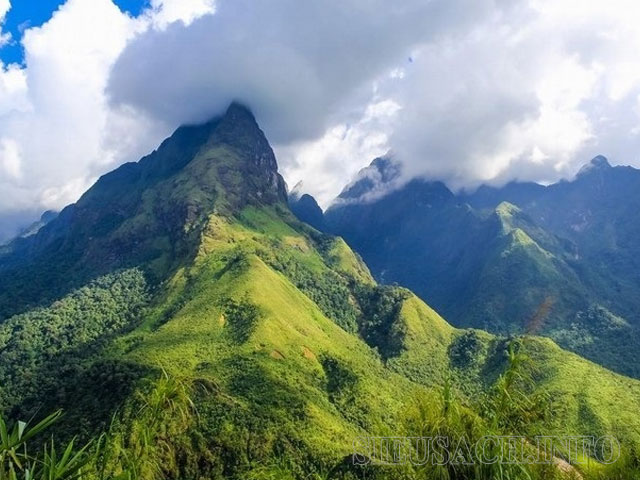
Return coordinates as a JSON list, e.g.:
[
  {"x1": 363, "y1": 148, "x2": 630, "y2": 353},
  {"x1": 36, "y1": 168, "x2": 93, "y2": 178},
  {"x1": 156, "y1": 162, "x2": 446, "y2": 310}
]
[{"x1": 0, "y1": 102, "x2": 289, "y2": 319}]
